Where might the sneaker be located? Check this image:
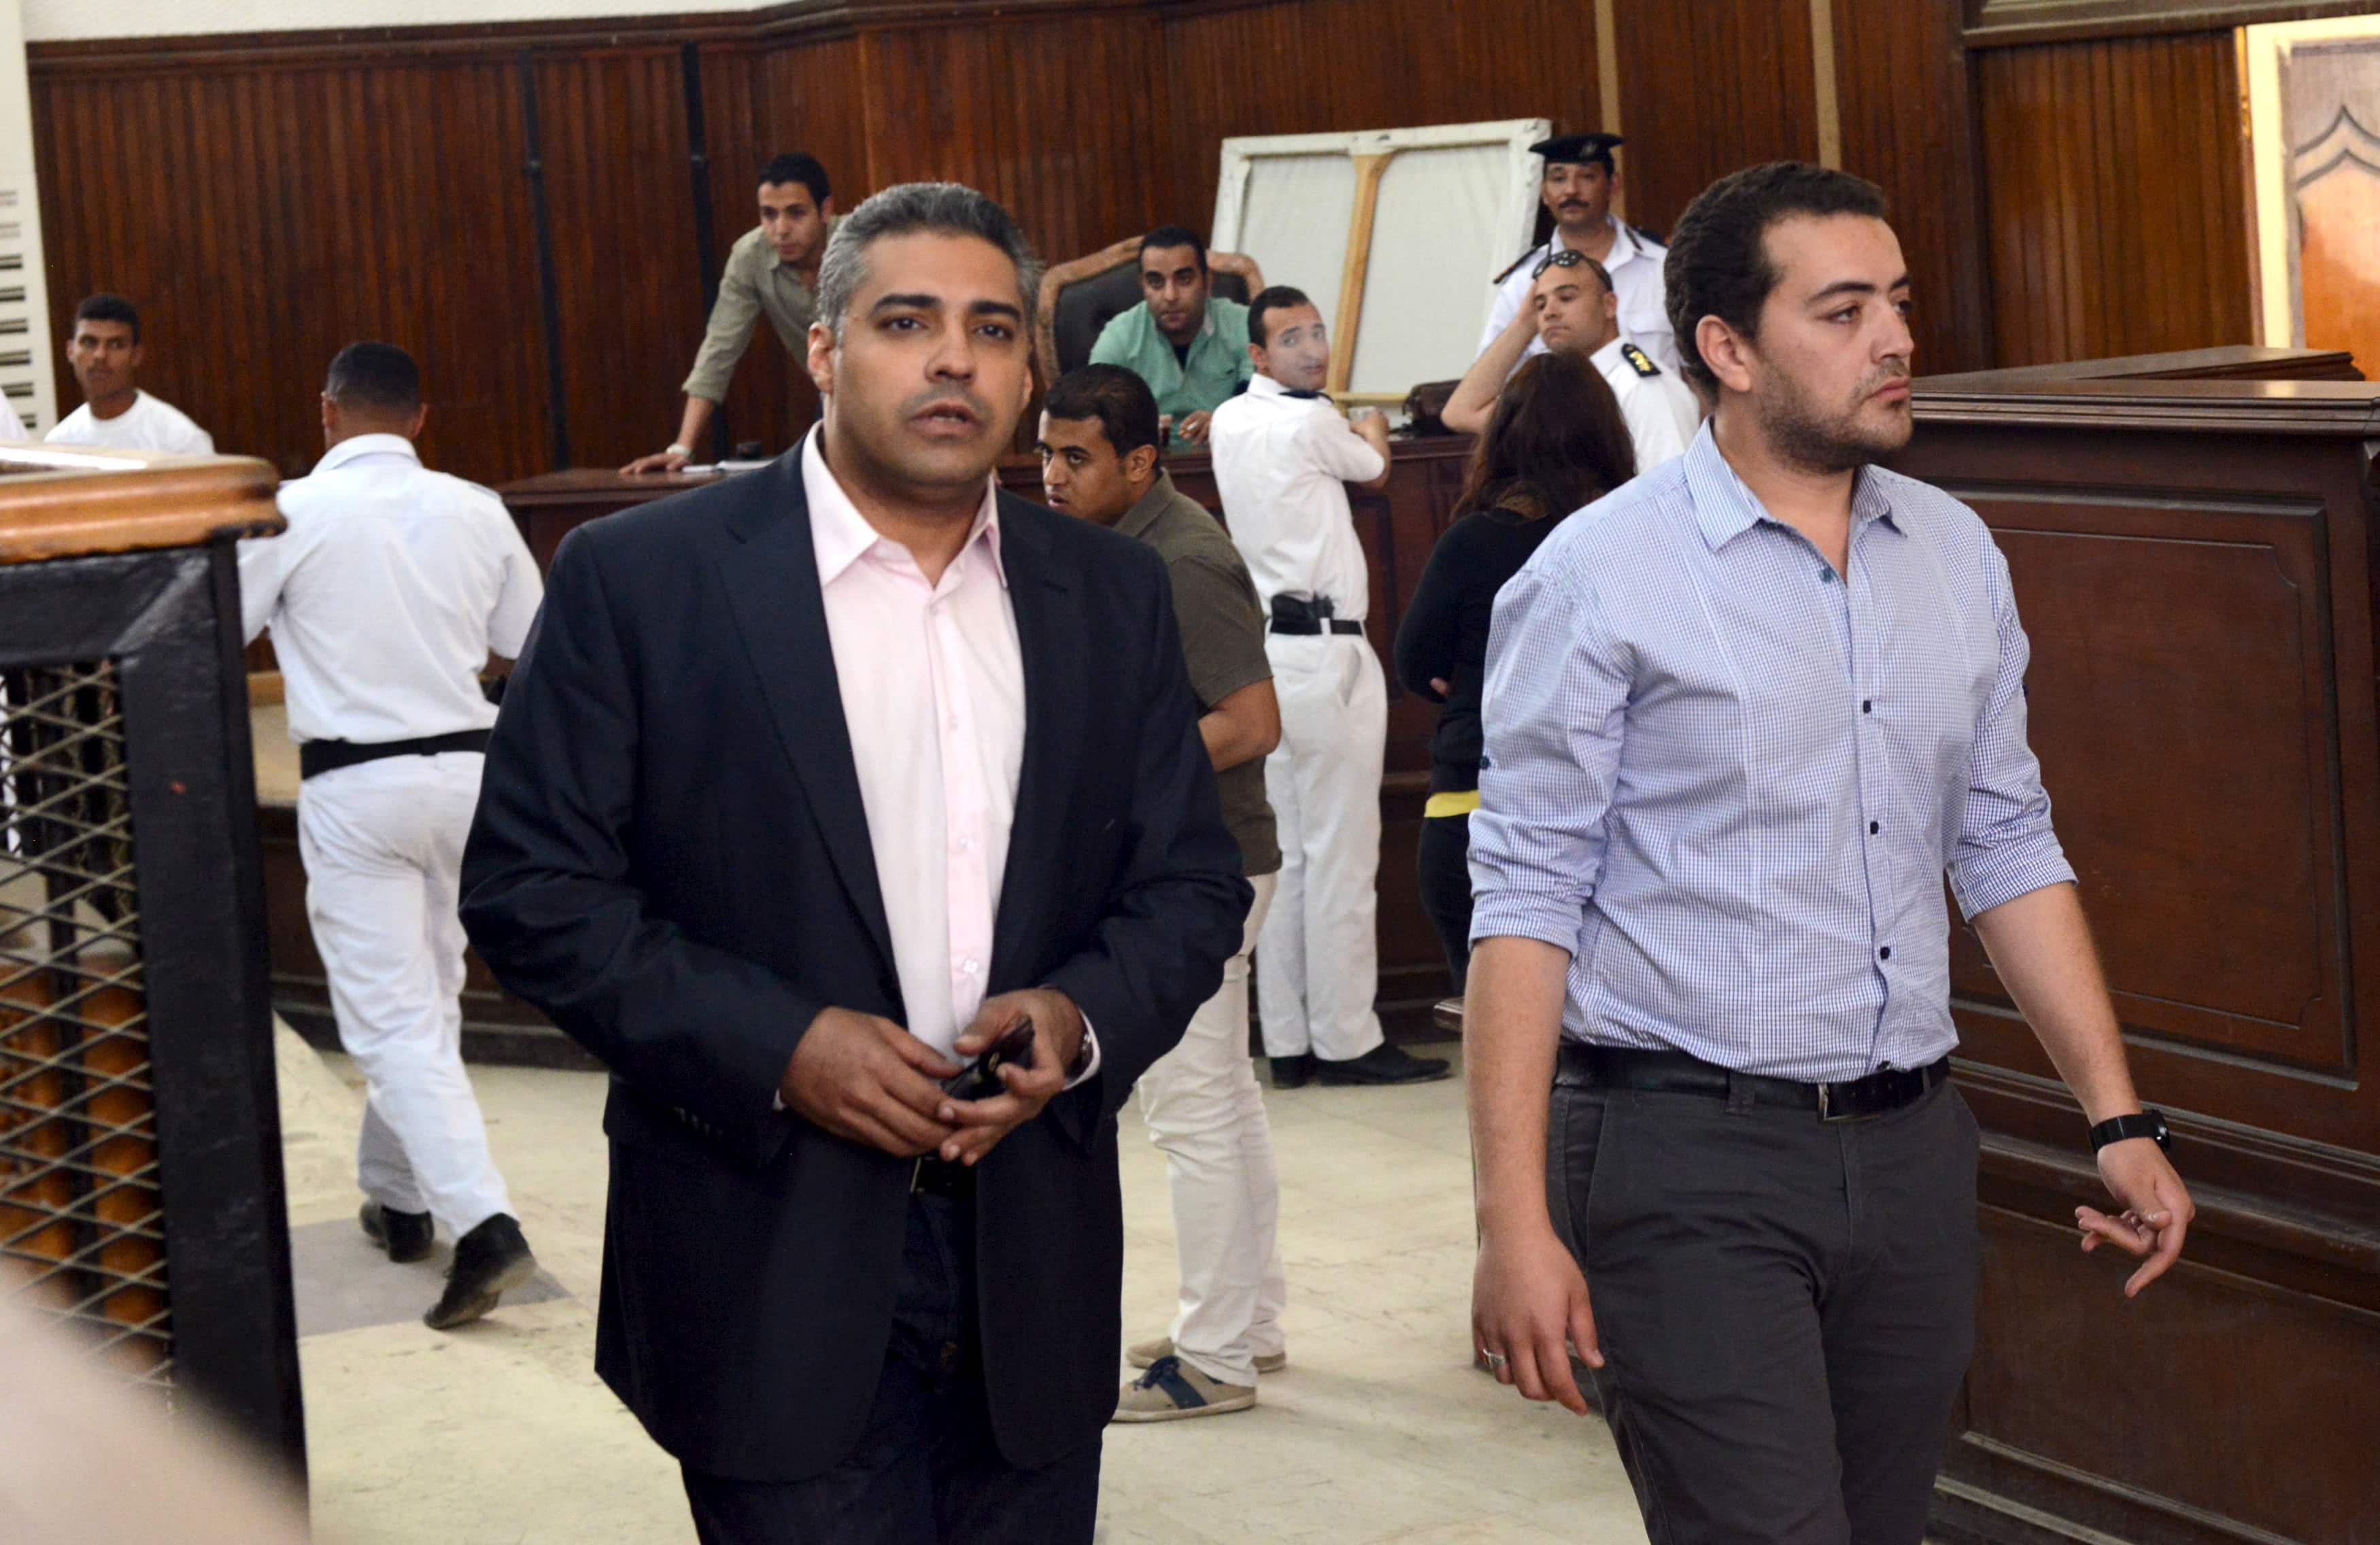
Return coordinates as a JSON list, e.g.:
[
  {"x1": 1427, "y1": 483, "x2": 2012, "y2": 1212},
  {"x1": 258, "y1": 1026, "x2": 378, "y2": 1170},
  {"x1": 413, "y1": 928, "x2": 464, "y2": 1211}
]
[
  {"x1": 1111, "y1": 1355, "x2": 1257, "y2": 1423},
  {"x1": 1314, "y1": 1043, "x2": 1452, "y2": 1085},
  {"x1": 1269, "y1": 1053, "x2": 1316, "y2": 1089},
  {"x1": 1128, "y1": 1334, "x2": 1286, "y2": 1375},
  {"x1": 424, "y1": 1212, "x2": 537, "y2": 1330},
  {"x1": 358, "y1": 1200, "x2": 434, "y2": 1264}
]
